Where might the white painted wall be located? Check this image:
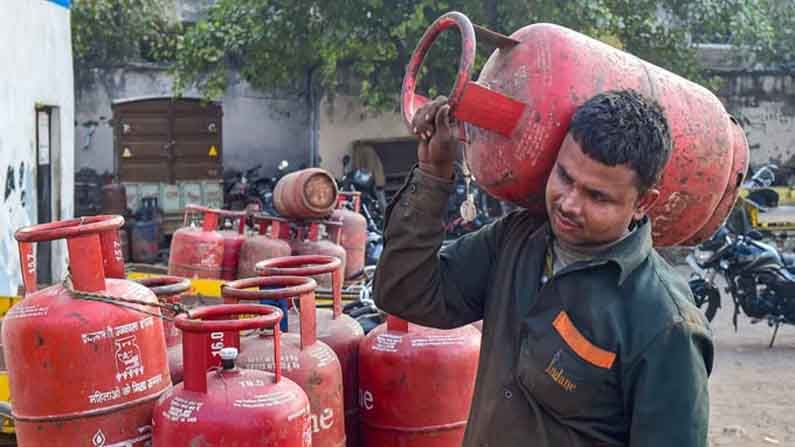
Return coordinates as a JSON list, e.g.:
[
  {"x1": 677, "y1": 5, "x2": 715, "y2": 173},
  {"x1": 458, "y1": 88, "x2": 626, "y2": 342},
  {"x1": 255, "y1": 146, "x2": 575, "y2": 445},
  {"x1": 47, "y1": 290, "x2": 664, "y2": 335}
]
[
  {"x1": 318, "y1": 95, "x2": 410, "y2": 177},
  {"x1": 0, "y1": 0, "x2": 75, "y2": 295}
]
